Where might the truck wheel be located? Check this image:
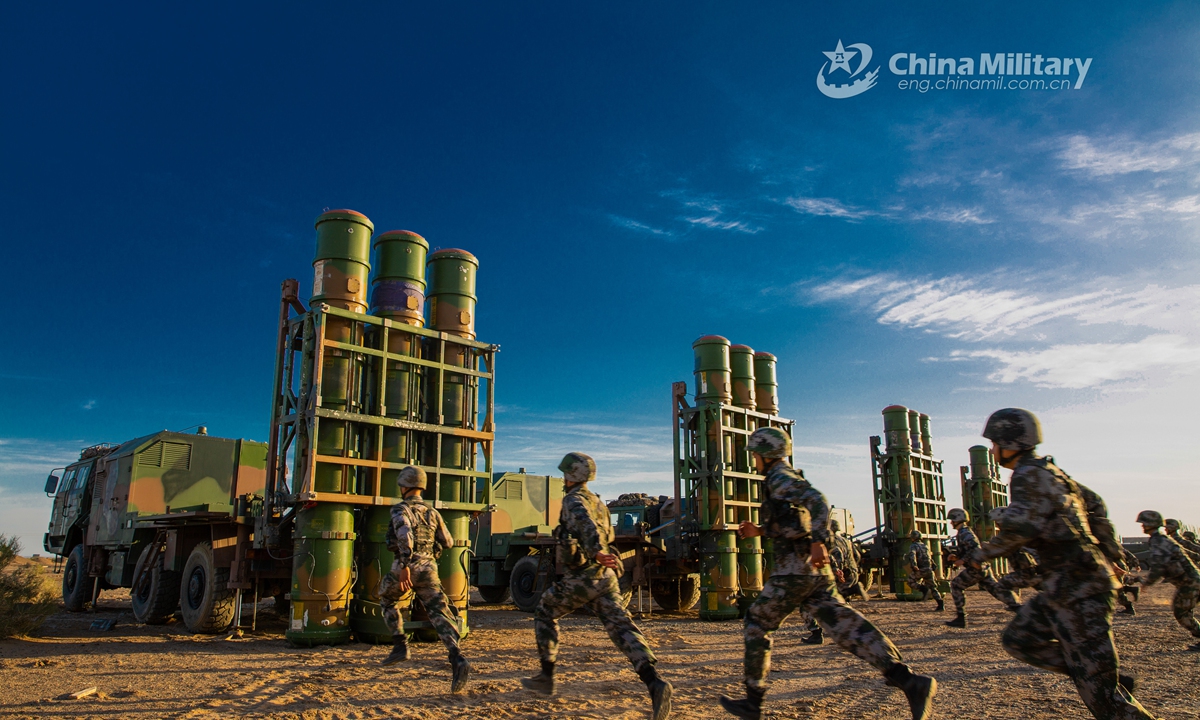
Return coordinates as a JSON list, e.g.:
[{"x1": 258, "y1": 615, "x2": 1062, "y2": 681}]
[
  {"x1": 477, "y1": 585, "x2": 511, "y2": 604},
  {"x1": 510, "y1": 555, "x2": 548, "y2": 613},
  {"x1": 61, "y1": 545, "x2": 91, "y2": 612},
  {"x1": 131, "y1": 544, "x2": 180, "y2": 624},
  {"x1": 650, "y1": 576, "x2": 701, "y2": 611},
  {"x1": 179, "y1": 542, "x2": 237, "y2": 633}
]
